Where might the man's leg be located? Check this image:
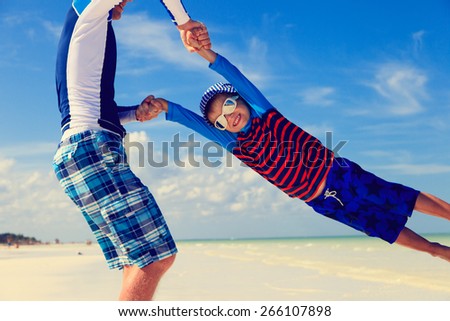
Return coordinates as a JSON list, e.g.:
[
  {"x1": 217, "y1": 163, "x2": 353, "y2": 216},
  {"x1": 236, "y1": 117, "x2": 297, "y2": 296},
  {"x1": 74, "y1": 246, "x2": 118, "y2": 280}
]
[
  {"x1": 119, "y1": 255, "x2": 176, "y2": 301},
  {"x1": 395, "y1": 227, "x2": 450, "y2": 262}
]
